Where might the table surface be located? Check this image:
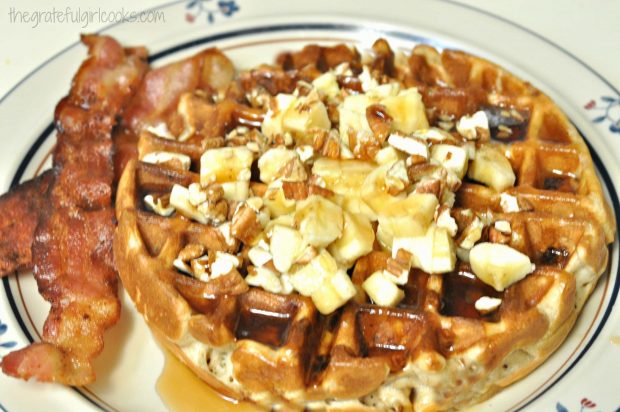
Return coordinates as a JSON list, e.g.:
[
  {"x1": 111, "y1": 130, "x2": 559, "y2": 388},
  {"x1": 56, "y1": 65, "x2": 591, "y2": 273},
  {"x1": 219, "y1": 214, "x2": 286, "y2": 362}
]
[{"x1": 1, "y1": 0, "x2": 619, "y2": 99}]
